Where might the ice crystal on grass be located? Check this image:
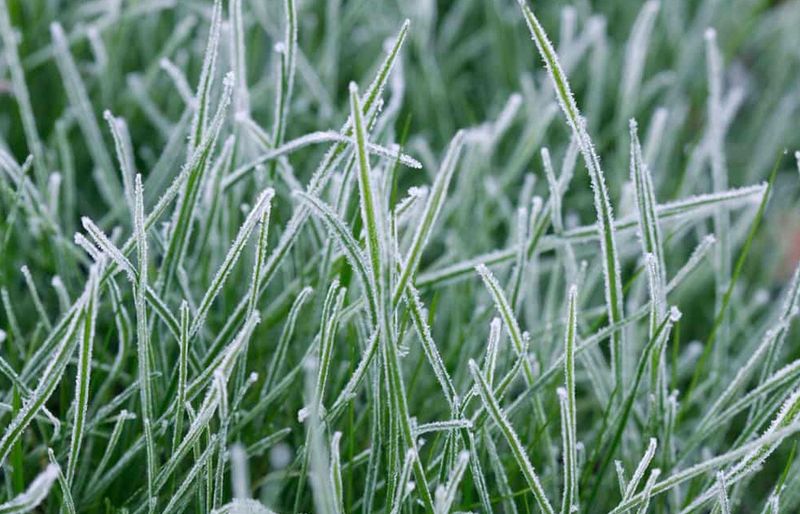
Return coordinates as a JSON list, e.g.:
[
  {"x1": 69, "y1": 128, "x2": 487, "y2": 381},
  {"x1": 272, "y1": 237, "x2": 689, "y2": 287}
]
[{"x1": 1, "y1": 0, "x2": 799, "y2": 512}]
